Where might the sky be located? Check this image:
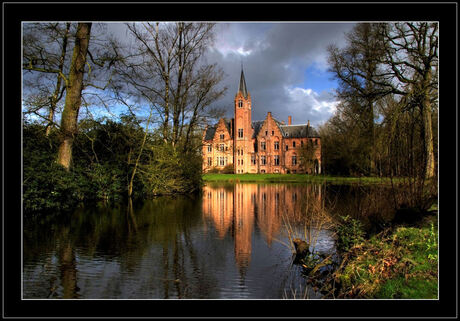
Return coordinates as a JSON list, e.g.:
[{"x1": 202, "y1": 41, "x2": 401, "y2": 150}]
[
  {"x1": 203, "y1": 22, "x2": 356, "y2": 127},
  {"x1": 23, "y1": 22, "x2": 356, "y2": 129}
]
